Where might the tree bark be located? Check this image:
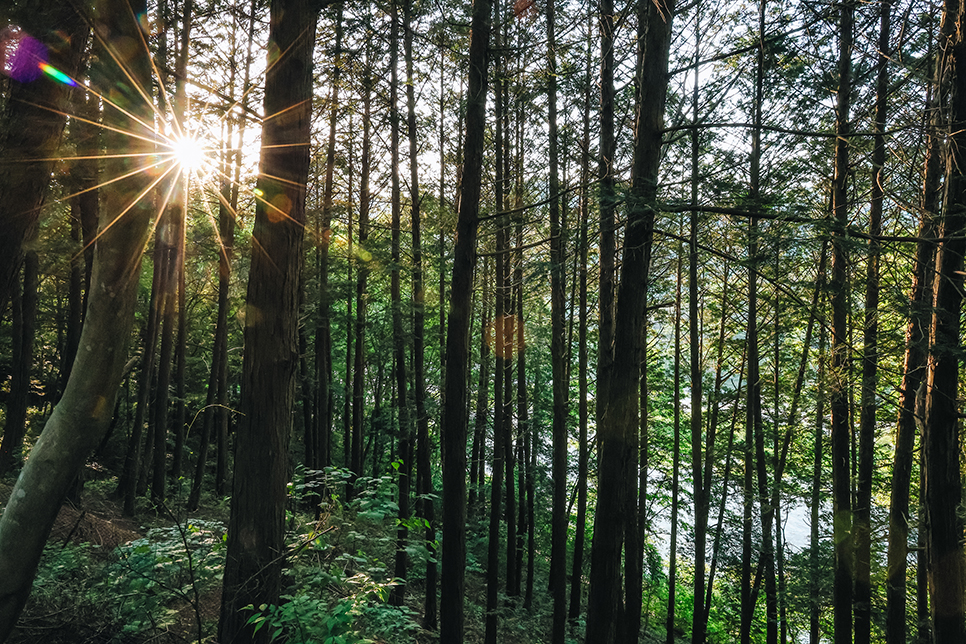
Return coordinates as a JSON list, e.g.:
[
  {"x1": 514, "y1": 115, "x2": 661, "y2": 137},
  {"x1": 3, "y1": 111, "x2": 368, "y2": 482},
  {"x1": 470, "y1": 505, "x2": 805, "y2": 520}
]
[
  {"x1": 830, "y1": 1, "x2": 855, "y2": 641},
  {"x1": 0, "y1": 1, "x2": 88, "y2": 319},
  {"x1": 0, "y1": 0, "x2": 152, "y2": 634},
  {"x1": 586, "y1": 0, "x2": 674, "y2": 641},
  {"x1": 922, "y1": 0, "x2": 966, "y2": 638},
  {"x1": 218, "y1": 0, "x2": 318, "y2": 640},
  {"x1": 439, "y1": 0, "x2": 491, "y2": 638}
]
